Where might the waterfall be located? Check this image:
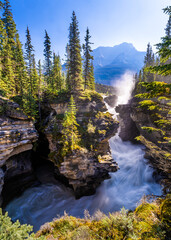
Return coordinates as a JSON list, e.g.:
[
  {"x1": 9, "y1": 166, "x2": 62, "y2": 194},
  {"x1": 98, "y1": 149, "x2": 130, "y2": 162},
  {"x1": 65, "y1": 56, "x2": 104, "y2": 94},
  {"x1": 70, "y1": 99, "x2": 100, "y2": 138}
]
[{"x1": 5, "y1": 73, "x2": 162, "y2": 232}]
